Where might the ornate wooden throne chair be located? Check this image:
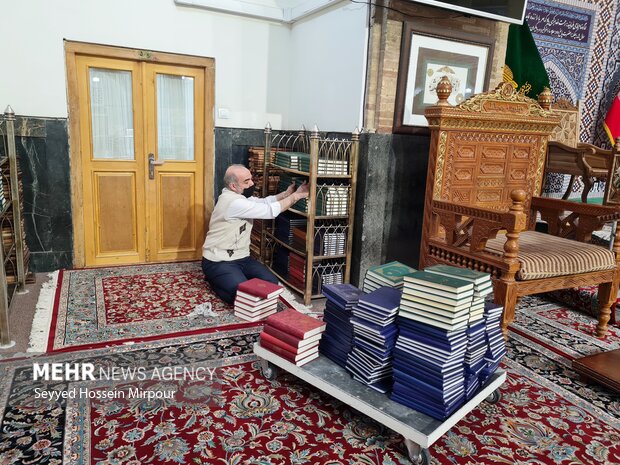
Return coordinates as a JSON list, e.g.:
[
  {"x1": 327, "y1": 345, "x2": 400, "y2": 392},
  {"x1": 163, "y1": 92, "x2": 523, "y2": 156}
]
[
  {"x1": 419, "y1": 78, "x2": 620, "y2": 339},
  {"x1": 544, "y1": 99, "x2": 612, "y2": 201}
]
